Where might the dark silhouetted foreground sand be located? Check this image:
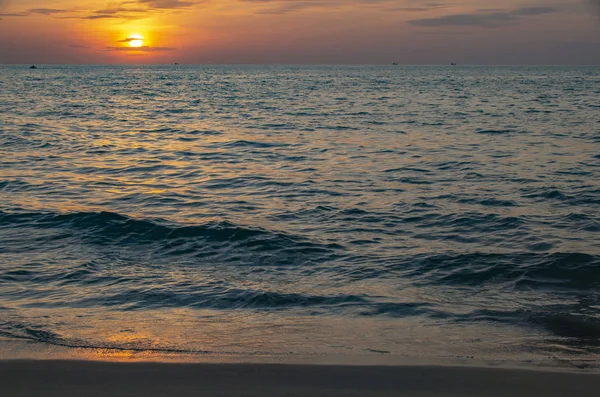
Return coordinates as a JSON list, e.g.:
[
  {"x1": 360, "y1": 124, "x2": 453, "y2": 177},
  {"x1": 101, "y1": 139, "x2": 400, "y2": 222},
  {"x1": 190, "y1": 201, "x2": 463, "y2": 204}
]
[{"x1": 1, "y1": 360, "x2": 599, "y2": 397}]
